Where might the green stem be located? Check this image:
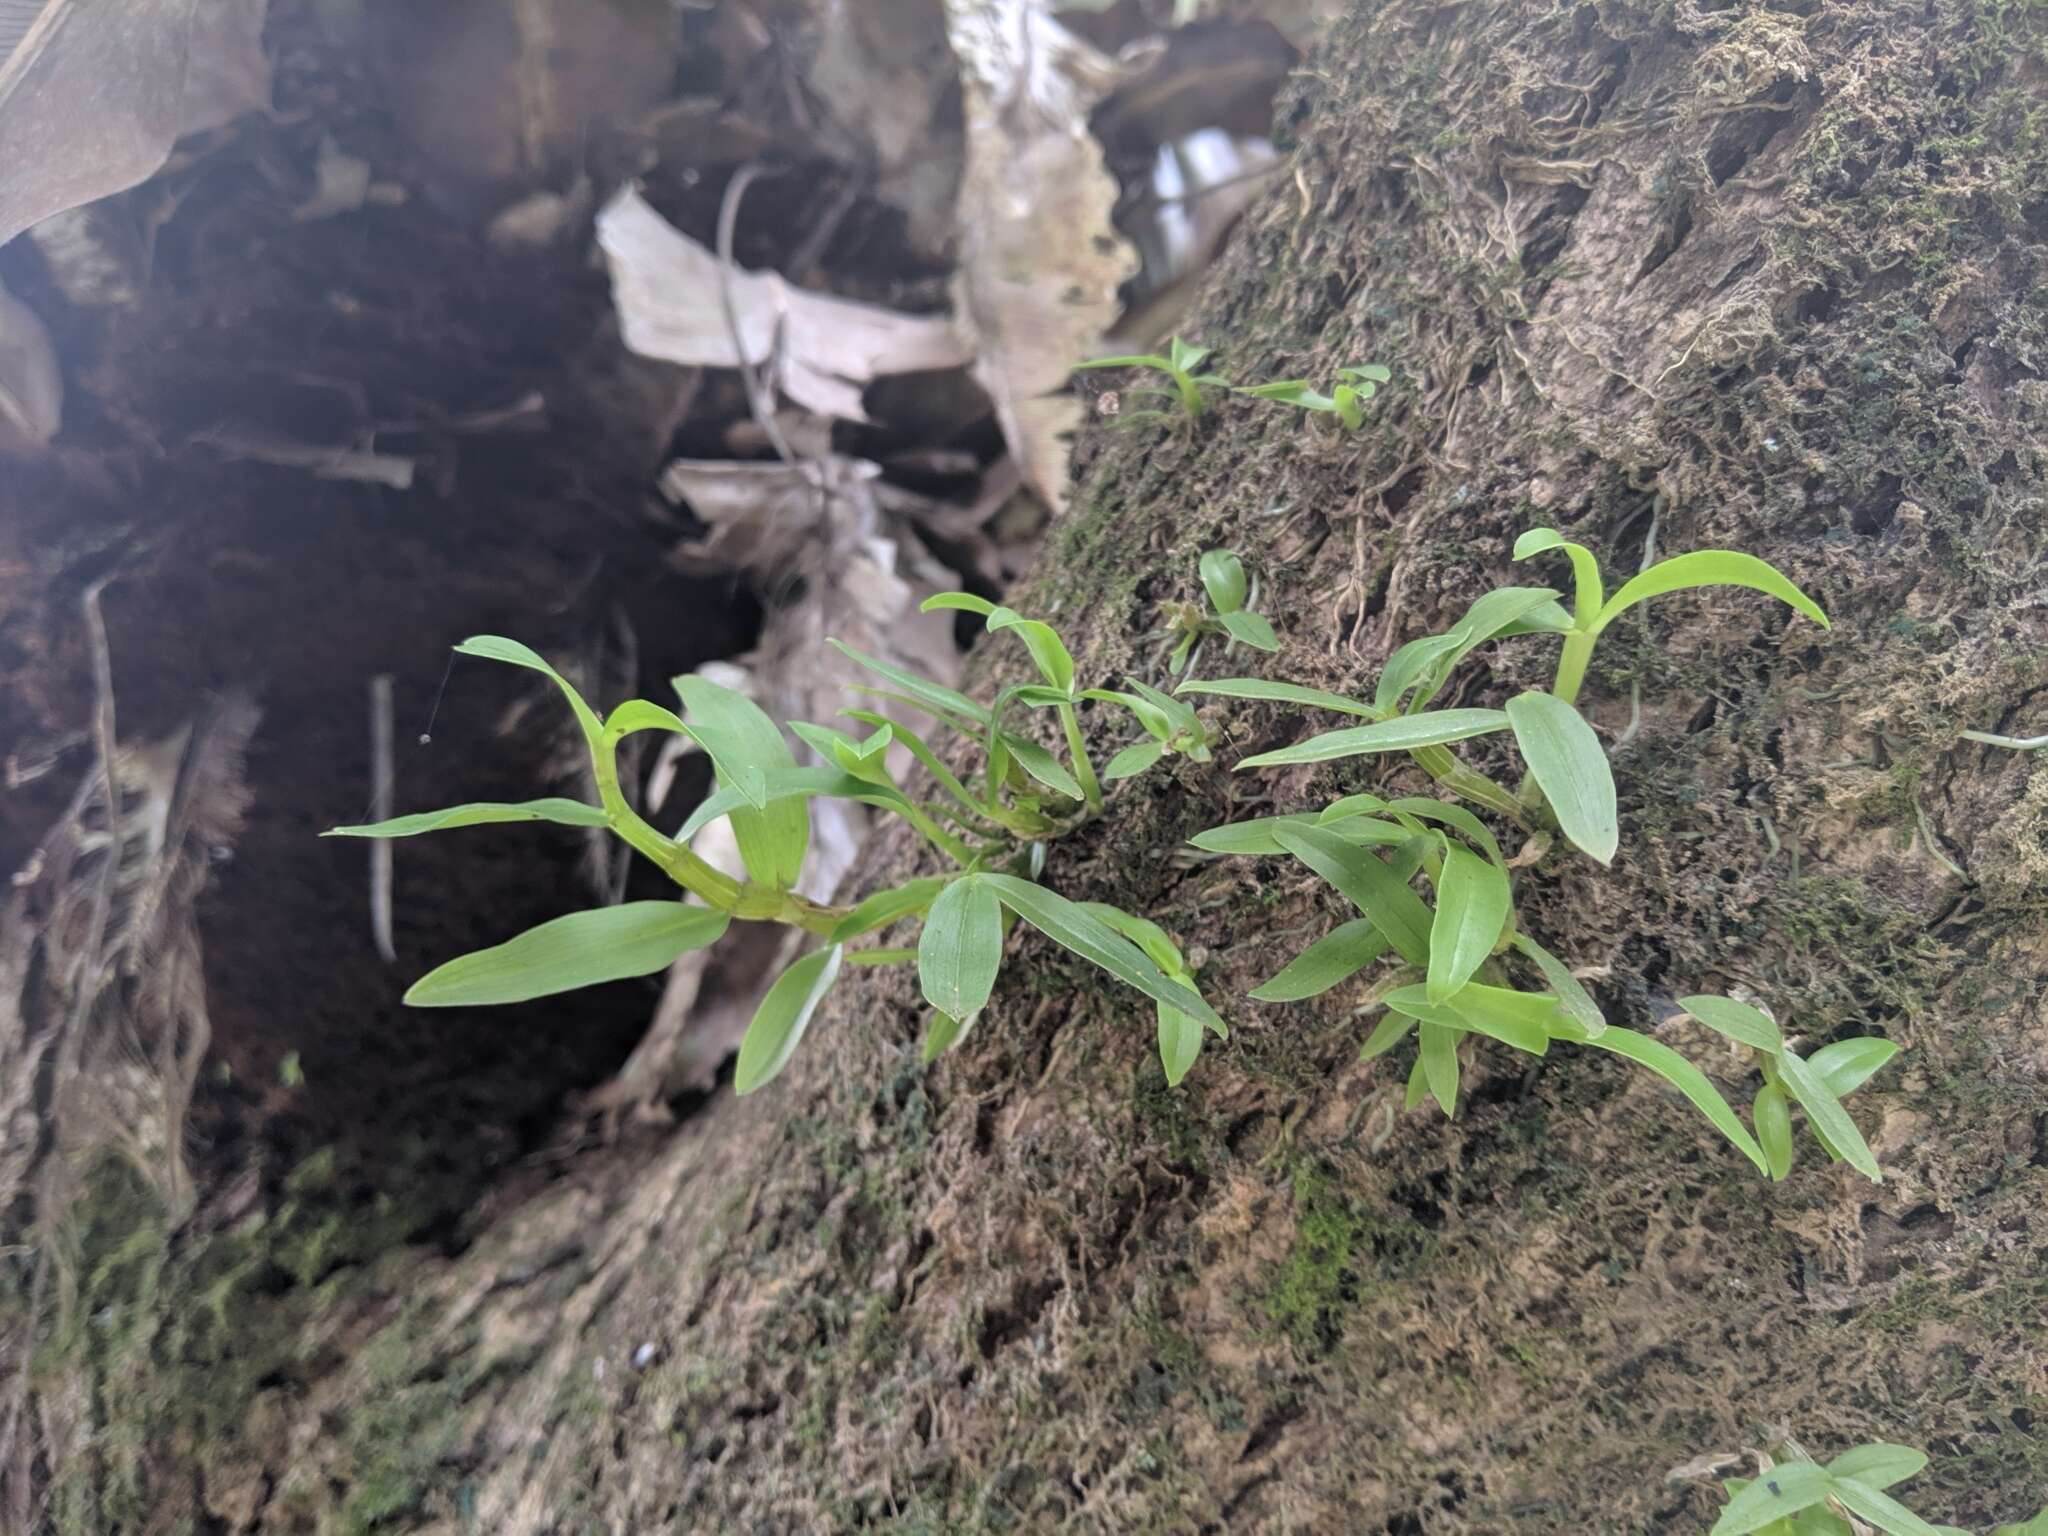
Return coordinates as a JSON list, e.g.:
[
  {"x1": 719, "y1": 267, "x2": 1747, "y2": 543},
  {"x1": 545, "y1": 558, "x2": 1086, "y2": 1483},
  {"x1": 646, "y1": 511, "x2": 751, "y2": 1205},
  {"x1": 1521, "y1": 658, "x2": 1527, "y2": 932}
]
[
  {"x1": 1551, "y1": 628, "x2": 1596, "y2": 706},
  {"x1": 1960, "y1": 728, "x2": 2048, "y2": 750},
  {"x1": 1059, "y1": 701, "x2": 1104, "y2": 812}
]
